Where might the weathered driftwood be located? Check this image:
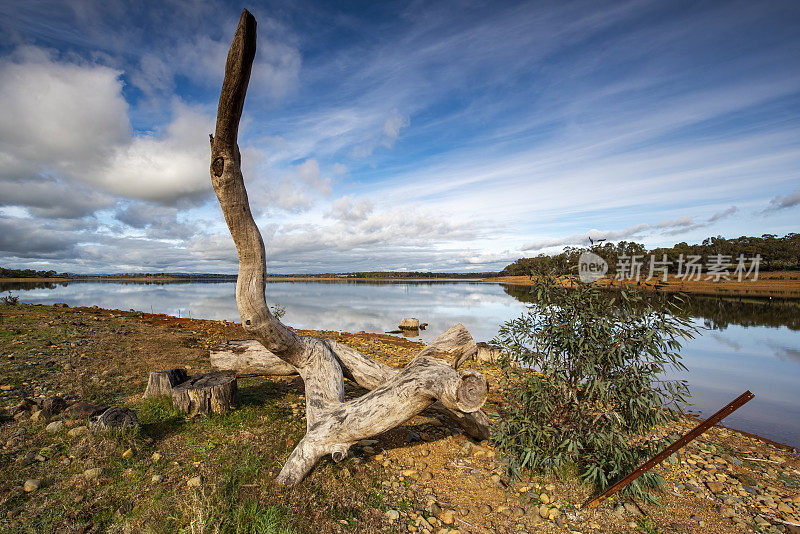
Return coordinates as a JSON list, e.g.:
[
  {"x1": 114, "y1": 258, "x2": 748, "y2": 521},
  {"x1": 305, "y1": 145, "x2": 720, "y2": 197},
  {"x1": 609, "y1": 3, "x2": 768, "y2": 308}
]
[
  {"x1": 171, "y1": 372, "x2": 239, "y2": 417},
  {"x1": 143, "y1": 368, "x2": 189, "y2": 398},
  {"x1": 210, "y1": 340, "x2": 297, "y2": 376},
  {"x1": 211, "y1": 337, "x2": 491, "y2": 441},
  {"x1": 209, "y1": 10, "x2": 489, "y2": 486}
]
